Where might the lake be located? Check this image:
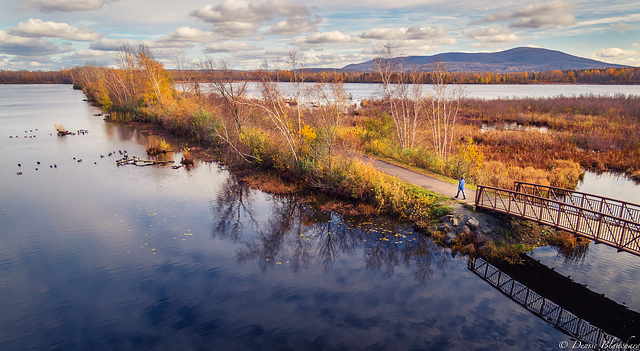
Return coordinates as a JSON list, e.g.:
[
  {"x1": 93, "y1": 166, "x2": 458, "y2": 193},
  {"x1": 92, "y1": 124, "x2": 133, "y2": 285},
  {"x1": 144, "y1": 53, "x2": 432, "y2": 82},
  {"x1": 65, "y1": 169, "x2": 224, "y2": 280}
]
[
  {"x1": 1, "y1": 84, "x2": 638, "y2": 350},
  {"x1": 224, "y1": 82, "x2": 640, "y2": 103}
]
